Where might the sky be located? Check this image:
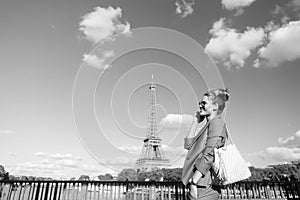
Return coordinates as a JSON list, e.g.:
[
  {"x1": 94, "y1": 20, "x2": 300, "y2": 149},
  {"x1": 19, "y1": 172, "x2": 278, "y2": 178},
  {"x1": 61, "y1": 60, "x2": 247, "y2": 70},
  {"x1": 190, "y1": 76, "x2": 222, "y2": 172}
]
[{"x1": 0, "y1": 0, "x2": 300, "y2": 179}]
